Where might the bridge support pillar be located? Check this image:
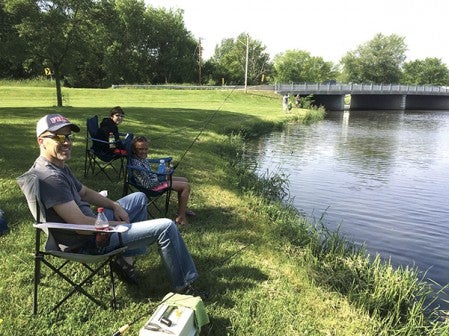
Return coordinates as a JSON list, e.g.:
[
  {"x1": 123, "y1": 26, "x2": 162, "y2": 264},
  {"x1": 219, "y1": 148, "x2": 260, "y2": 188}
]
[
  {"x1": 309, "y1": 94, "x2": 345, "y2": 110},
  {"x1": 405, "y1": 95, "x2": 449, "y2": 110},
  {"x1": 350, "y1": 94, "x2": 405, "y2": 110}
]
